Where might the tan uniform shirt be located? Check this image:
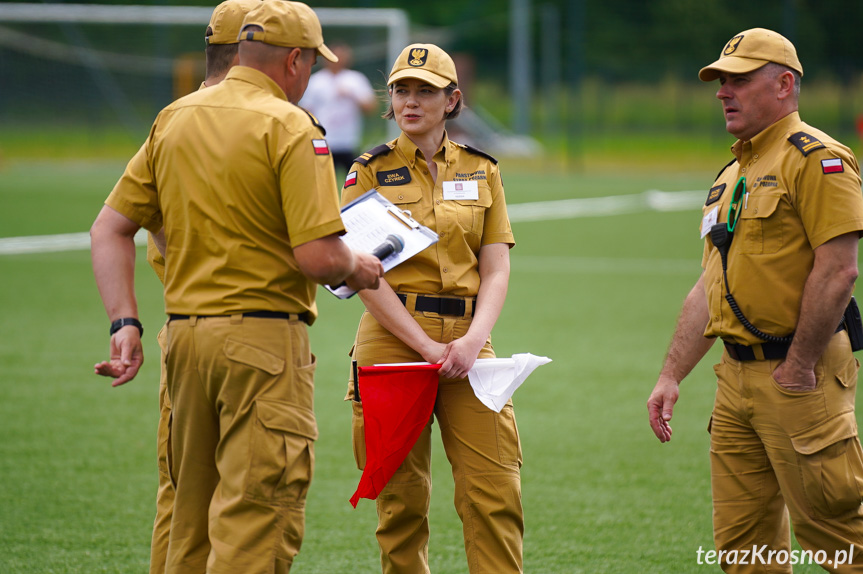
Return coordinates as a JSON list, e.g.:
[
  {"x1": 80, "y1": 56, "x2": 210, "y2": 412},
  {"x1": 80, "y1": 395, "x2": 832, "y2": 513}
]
[
  {"x1": 342, "y1": 133, "x2": 514, "y2": 296},
  {"x1": 143, "y1": 82, "x2": 210, "y2": 285},
  {"x1": 701, "y1": 112, "x2": 863, "y2": 344},
  {"x1": 106, "y1": 66, "x2": 344, "y2": 320}
]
